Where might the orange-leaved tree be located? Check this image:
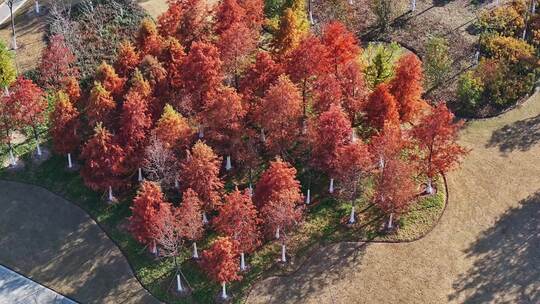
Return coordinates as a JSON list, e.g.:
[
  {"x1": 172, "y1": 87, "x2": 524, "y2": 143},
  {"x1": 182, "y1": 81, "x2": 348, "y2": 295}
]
[
  {"x1": 201, "y1": 236, "x2": 241, "y2": 300},
  {"x1": 213, "y1": 188, "x2": 261, "y2": 271},
  {"x1": 365, "y1": 83, "x2": 400, "y2": 130},
  {"x1": 49, "y1": 91, "x2": 80, "y2": 168},
  {"x1": 411, "y1": 102, "x2": 468, "y2": 194},
  {"x1": 179, "y1": 141, "x2": 224, "y2": 224}
]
